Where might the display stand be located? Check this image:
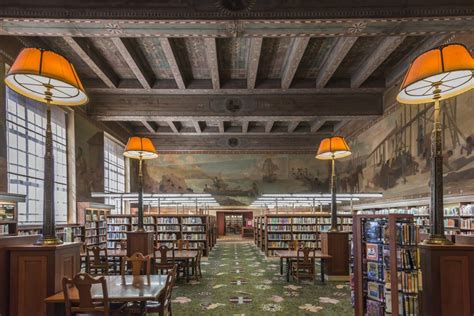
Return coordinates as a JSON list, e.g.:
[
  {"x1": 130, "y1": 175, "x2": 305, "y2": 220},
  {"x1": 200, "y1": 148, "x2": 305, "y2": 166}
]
[{"x1": 320, "y1": 231, "x2": 350, "y2": 280}]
